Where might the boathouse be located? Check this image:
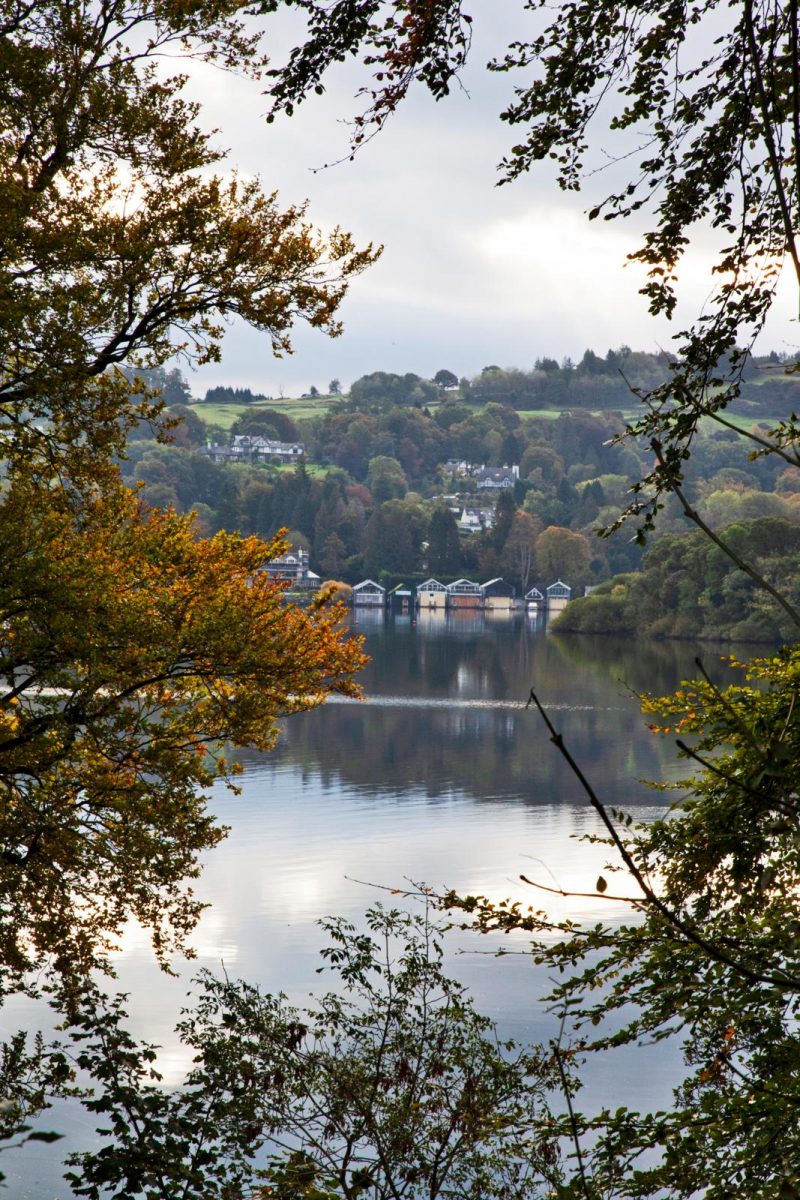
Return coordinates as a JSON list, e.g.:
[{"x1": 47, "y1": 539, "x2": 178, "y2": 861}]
[
  {"x1": 482, "y1": 578, "x2": 515, "y2": 612},
  {"x1": 416, "y1": 579, "x2": 447, "y2": 610},
  {"x1": 546, "y1": 580, "x2": 572, "y2": 613},
  {"x1": 352, "y1": 579, "x2": 386, "y2": 608},
  {"x1": 524, "y1": 586, "x2": 544, "y2": 608},
  {"x1": 388, "y1": 584, "x2": 413, "y2": 614},
  {"x1": 446, "y1": 579, "x2": 483, "y2": 609}
]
